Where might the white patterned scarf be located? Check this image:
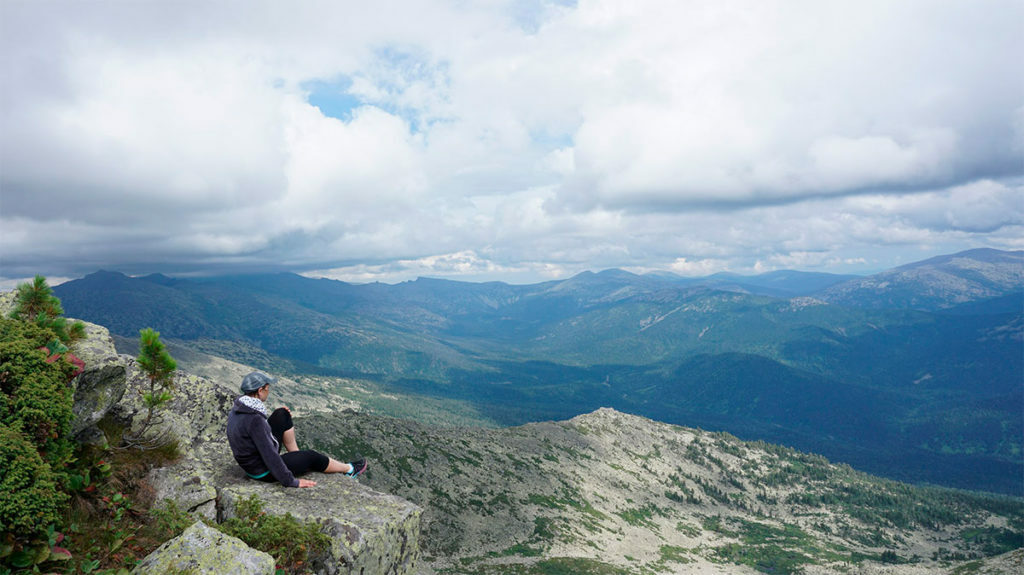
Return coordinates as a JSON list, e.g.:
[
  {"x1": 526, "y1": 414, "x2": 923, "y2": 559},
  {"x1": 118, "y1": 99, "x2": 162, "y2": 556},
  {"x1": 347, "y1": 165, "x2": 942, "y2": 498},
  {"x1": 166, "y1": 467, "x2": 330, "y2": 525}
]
[{"x1": 238, "y1": 395, "x2": 269, "y2": 417}]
